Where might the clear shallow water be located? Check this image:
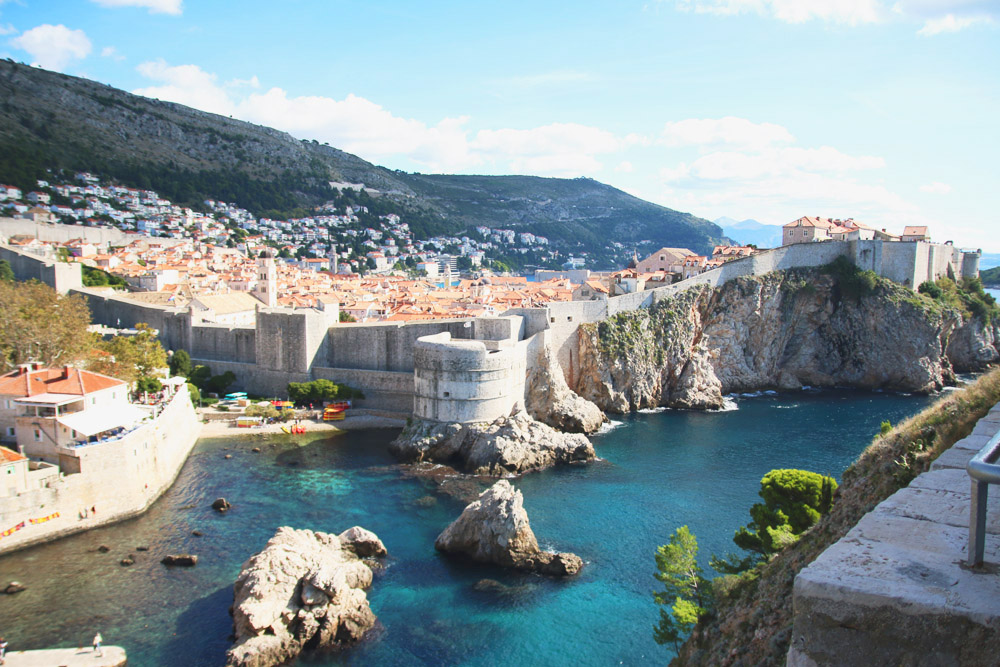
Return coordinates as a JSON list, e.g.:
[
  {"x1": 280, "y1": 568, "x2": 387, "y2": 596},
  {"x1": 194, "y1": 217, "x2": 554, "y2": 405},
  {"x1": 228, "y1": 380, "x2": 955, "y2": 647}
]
[{"x1": 0, "y1": 390, "x2": 936, "y2": 666}]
